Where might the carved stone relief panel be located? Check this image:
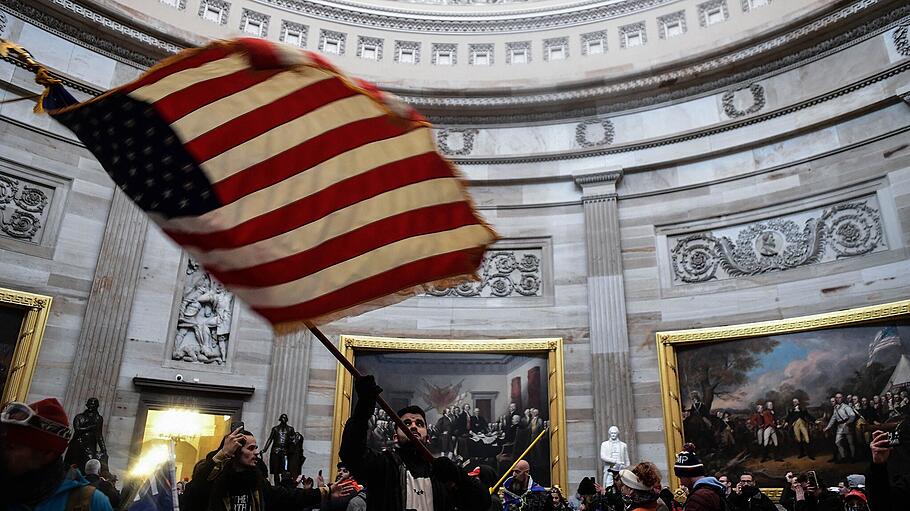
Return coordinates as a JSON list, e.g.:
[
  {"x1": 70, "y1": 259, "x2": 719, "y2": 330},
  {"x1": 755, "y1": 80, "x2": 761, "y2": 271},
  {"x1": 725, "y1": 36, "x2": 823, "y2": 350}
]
[
  {"x1": 894, "y1": 23, "x2": 910, "y2": 57},
  {"x1": 669, "y1": 196, "x2": 886, "y2": 284},
  {"x1": 722, "y1": 83, "x2": 765, "y2": 118},
  {"x1": 424, "y1": 247, "x2": 543, "y2": 298},
  {"x1": 171, "y1": 258, "x2": 237, "y2": 366},
  {"x1": 0, "y1": 11, "x2": 8, "y2": 36},
  {"x1": 436, "y1": 128, "x2": 478, "y2": 156},
  {"x1": 576, "y1": 119, "x2": 615, "y2": 148},
  {"x1": 0, "y1": 163, "x2": 69, "y2": 258}
]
